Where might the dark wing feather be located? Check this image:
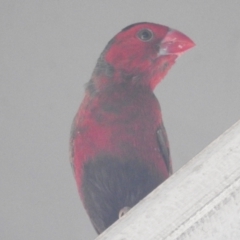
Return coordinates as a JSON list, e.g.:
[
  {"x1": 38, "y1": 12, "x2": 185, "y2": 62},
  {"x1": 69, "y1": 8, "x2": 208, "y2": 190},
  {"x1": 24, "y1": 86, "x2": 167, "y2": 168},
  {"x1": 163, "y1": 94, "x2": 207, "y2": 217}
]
[{"x1": 157, "y1": 124, "x2": 172, "y2": 175}]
